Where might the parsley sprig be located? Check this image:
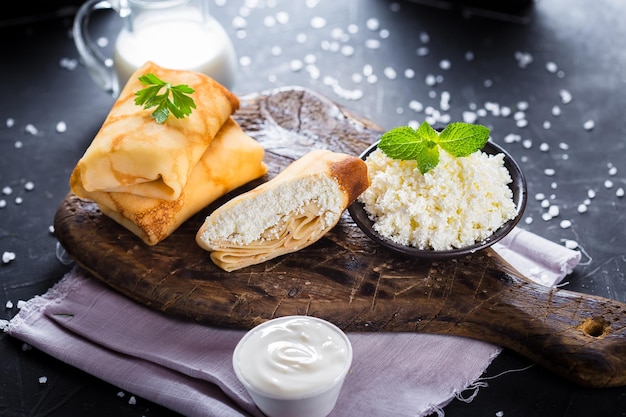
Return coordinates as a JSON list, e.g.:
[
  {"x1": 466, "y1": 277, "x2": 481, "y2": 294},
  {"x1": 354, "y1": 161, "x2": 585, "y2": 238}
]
[
  {"x1": 378, "y1": 121, "x2": 490, "y2": 174},
  {"x1": 134, "y1": 73, "x2": 196, "y2": 124}
]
